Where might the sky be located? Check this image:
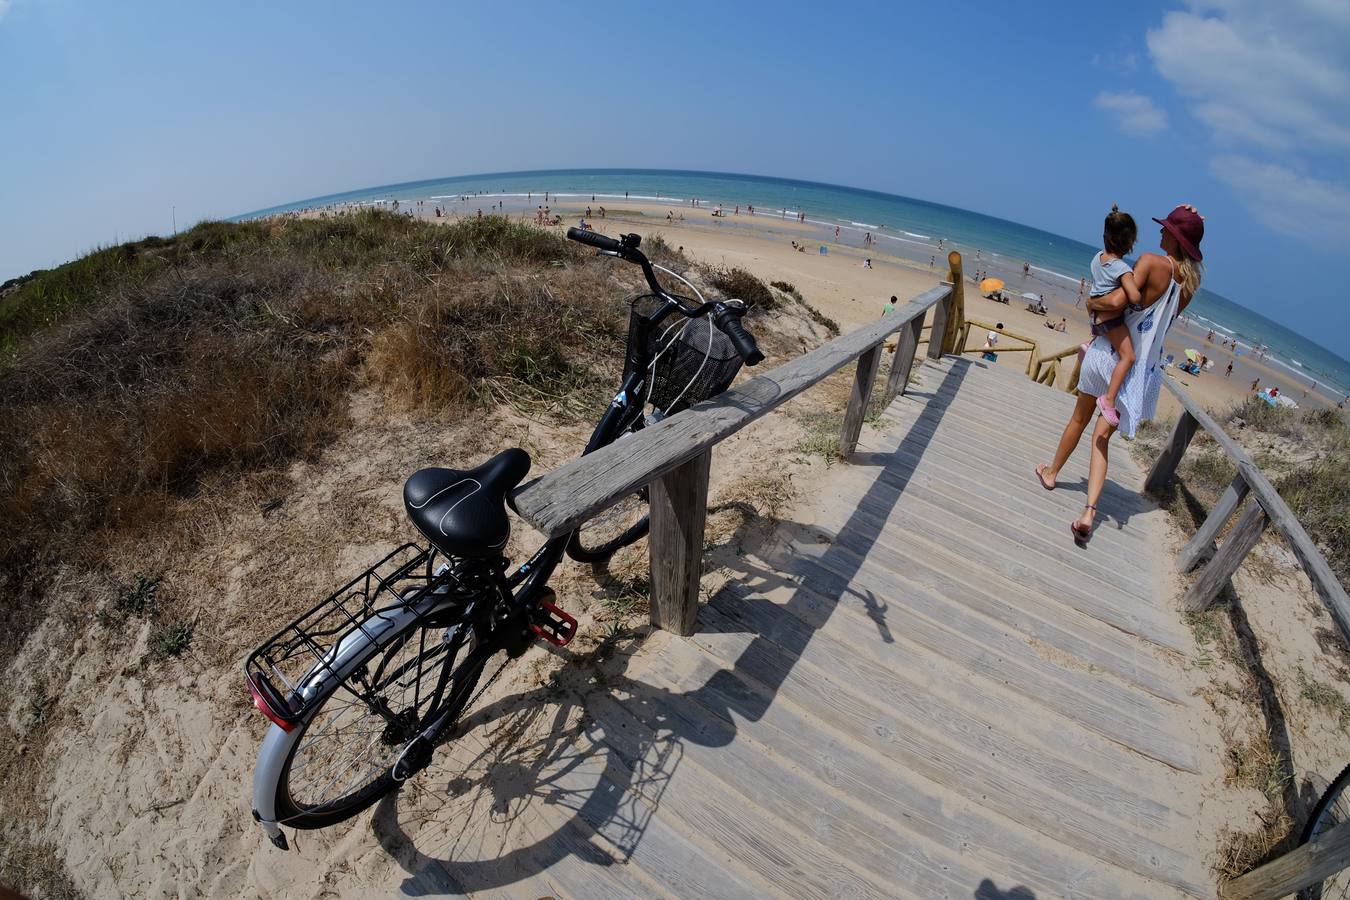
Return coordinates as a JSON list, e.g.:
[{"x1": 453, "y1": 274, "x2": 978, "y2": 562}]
[{"x1": 2, "y1": 0, "x2": 1348, "y2": 344}]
